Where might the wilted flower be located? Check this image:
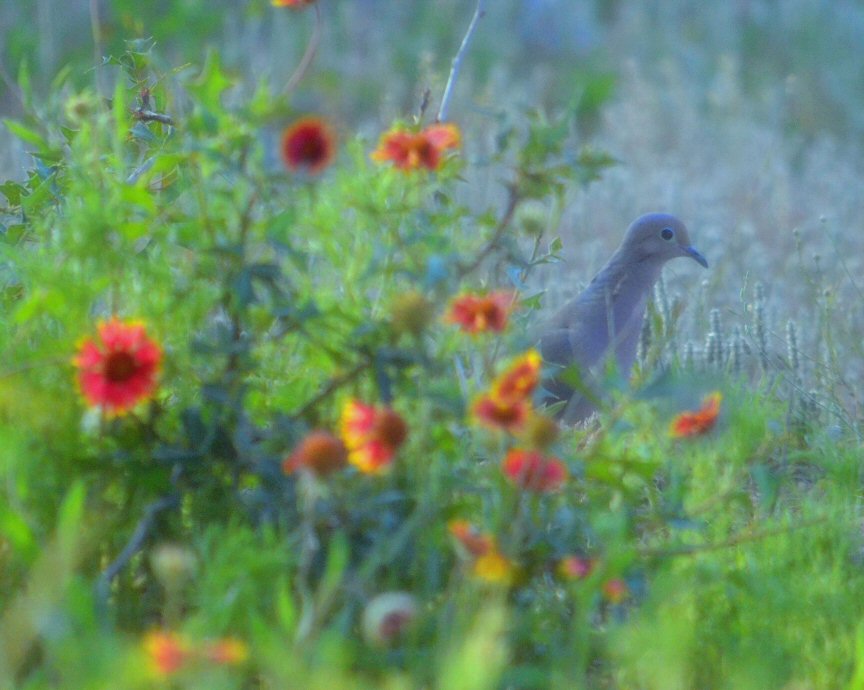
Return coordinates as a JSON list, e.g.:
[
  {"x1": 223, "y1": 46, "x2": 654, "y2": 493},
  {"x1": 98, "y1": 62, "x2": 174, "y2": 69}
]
[
  {"x1": 362, "y1": 592, "x2": 418, "y2": 647},
  {"x1": 521, "y1": 412, "x2": 560, "y2": 449},
  {"x1": 283, "y1": 430, "x2": 348, "y2": 477},
  {"x1": 74, "y1": 318, "x2": 162, "y2": 416},
  {"x1": 501, "y1": 448, "x2": 568, "y2": 493},
  {"x1": 557, "y1": 555, "x2": 596, "y2": 581},
  {"x1": 202, "y1": 638, "x2": 249, "y2": 665},
  {"x1": 372, "y1": 122, "x2": 461, "y2": 171},
  {"x1": 447, "y1": 292, "x2": 514, "y2": 334},
  {"x1": 280, "y1": 116, "x2": 335, "y2": 174},
  {"x1": 602, "y1": 578, "x2": 629, "y2": 603},
  {"x1": 669, "y1": 392, "x2": 722, "y2": 438},
  {"x1": 340, "y1": 400, "x2": 408, "y2": 474},
  {"x1": 143, "y1": 631, "x2": 191, "y2": 677}
]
